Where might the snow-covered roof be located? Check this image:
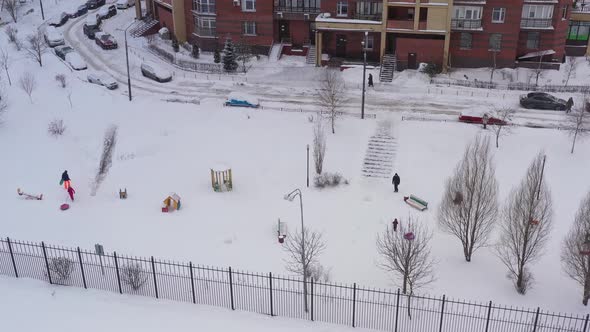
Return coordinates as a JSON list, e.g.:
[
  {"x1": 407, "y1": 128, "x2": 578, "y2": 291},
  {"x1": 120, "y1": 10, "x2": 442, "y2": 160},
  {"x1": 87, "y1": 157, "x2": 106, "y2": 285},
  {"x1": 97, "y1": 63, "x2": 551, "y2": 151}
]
[
  {"x1": 45, "y1": 27, "x2": 63, "y2": 41},
  {"x1": 518, "y1": 50, "x2": 555, "y2": 60},
  {"x1": 315, "y1": 13, "x2": 382, "y2": 25}
]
